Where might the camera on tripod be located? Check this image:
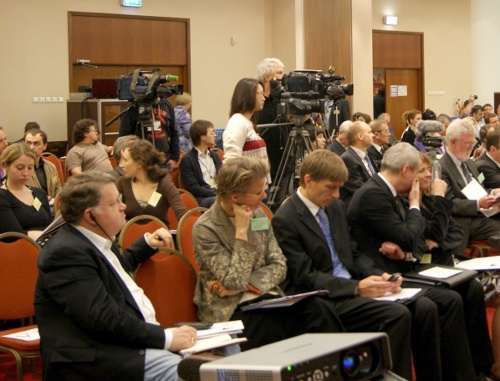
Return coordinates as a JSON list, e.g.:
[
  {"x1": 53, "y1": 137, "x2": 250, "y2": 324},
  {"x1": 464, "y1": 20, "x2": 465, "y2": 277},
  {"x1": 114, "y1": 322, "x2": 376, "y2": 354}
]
[{"x1": 117, "y1": 68, "x2": 183, "y2": 102}]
